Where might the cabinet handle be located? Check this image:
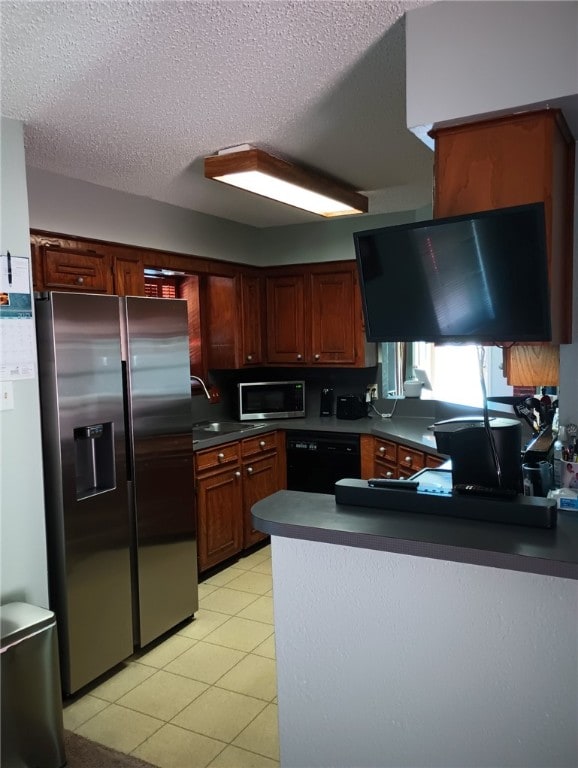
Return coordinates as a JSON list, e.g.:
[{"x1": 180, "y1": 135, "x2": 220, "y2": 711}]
[
  {"x1": 259, "y1": 440, "x2": 266, "y2": 448},
  {"x1": 297, "y1": 354, "x2": 302, "y2": 360},
  {"x1": 217, "y1": 452, "x2": 225, "y2": 460},
  {"x1": 378, "y1": 446, "x2": 385, "y2": 454},
  {"x1": 76, "y1": 276, "x2": 84, "y2": 285},
  {"x1": 247, "y1": 354, "x2": 253, "y2": 361},
  {"x1": 234, "y1": 471, "x2": 241, "y2": 478},
  {"x1": 314, "y1": 353, "x2": 320, "y2": 360},
  {"x1": 247, "y1": 466, "x2": 253, "y2": 474},
  {"x1": 386, "y1": 471, "x2": 394, "y2": 478},
  {"x1": 404, "y1": 455, "x2": 412, "y2": 464}
]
